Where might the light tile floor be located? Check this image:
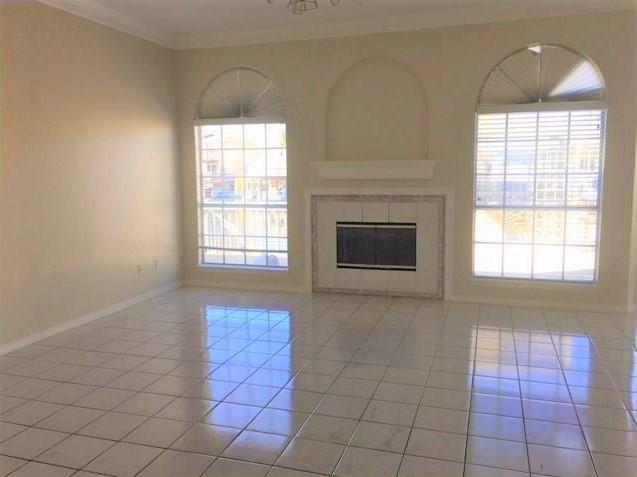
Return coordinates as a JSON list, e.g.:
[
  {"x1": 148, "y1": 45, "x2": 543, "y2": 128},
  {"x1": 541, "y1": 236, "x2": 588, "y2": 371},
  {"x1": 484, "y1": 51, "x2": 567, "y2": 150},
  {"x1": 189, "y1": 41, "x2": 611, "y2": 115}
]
[{"x1": 1, "y1": 287, "x2": 637, "y2": 477}]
